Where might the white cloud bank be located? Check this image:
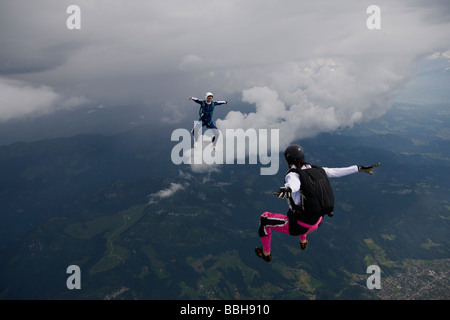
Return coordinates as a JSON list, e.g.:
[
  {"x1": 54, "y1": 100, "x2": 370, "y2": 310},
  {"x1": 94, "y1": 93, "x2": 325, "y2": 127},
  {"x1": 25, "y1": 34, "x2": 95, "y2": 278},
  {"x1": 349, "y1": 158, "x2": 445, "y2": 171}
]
[
  {"x1": 147, "y1": 182, "x2": 186, "y2": 204},
  {"x1": 0, "y1": 78, "x2": 60, "y2": 122},
  {"x1": 0, "y1": 77, "x2": 89, "y2": 122},
  {"x1": 216, "y1": 55, "x2": 417, "y2": 150}
]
